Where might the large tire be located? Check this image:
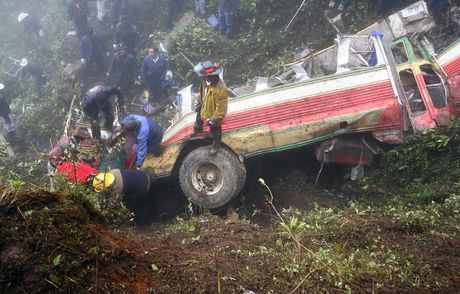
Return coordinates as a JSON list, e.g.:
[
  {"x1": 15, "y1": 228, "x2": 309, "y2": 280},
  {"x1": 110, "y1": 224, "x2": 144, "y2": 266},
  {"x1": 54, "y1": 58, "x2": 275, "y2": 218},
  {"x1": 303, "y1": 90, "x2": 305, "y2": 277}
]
[{"x1": 179, "y1": 146, "x2": 246, "y2": 208}]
